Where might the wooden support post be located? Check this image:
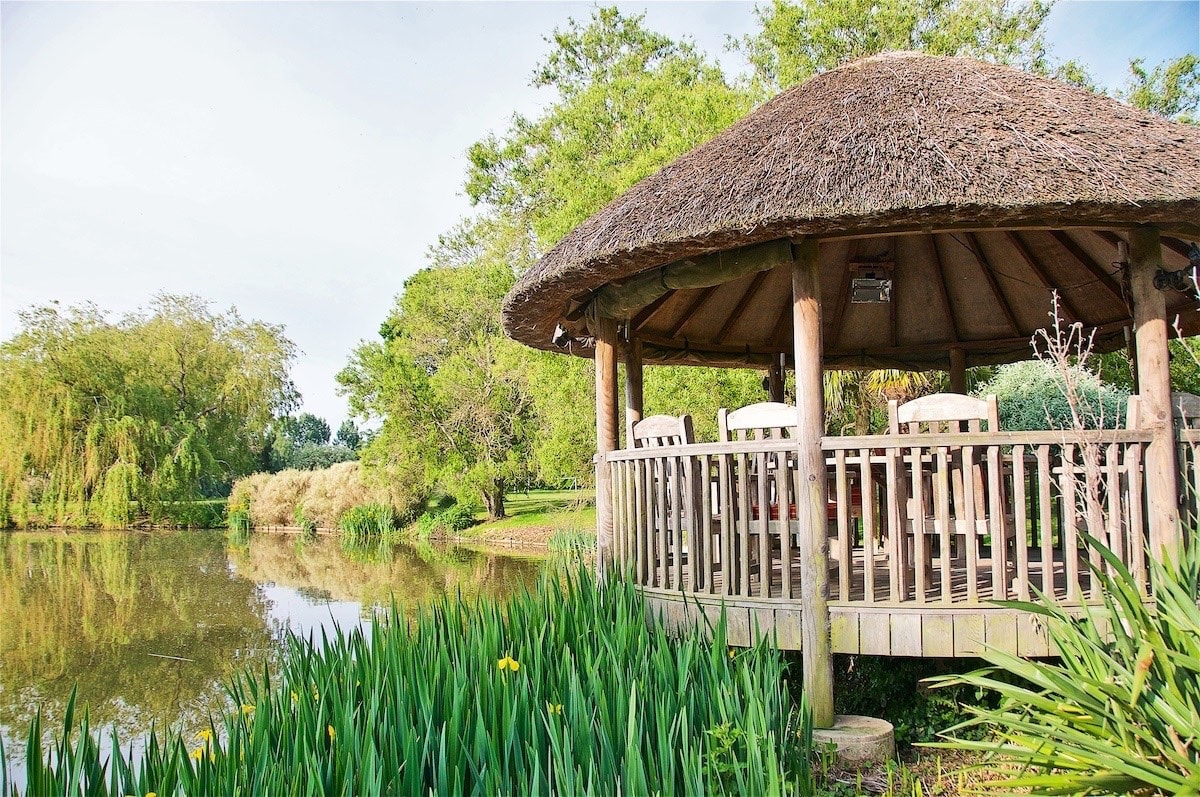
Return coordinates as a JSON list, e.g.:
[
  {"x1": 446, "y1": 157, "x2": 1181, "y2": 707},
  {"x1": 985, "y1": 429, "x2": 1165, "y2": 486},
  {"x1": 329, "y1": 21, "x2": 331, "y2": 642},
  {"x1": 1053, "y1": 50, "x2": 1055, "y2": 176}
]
[
  {"x1": 594, "y1": 315, "x2": 620, "y2": 578},
  {"x1": 949, "y1": 348, "x2": 967, "y2": 395},
  {"x1": 625, "y1": 336, "x2": 644, "y2": 440},
  {"x1": 1120, "y1": 241, "x2": 1140, "y2": 394},
  {"x1": 1128, "y1": 227, "x2": 1180, "y2": 559},
  {"x1": 791, "y1": 237, "x2": 835, "y2": 729},
  {"x1": 767, "y1": 357, "x2": 785, "y2": 403}
]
